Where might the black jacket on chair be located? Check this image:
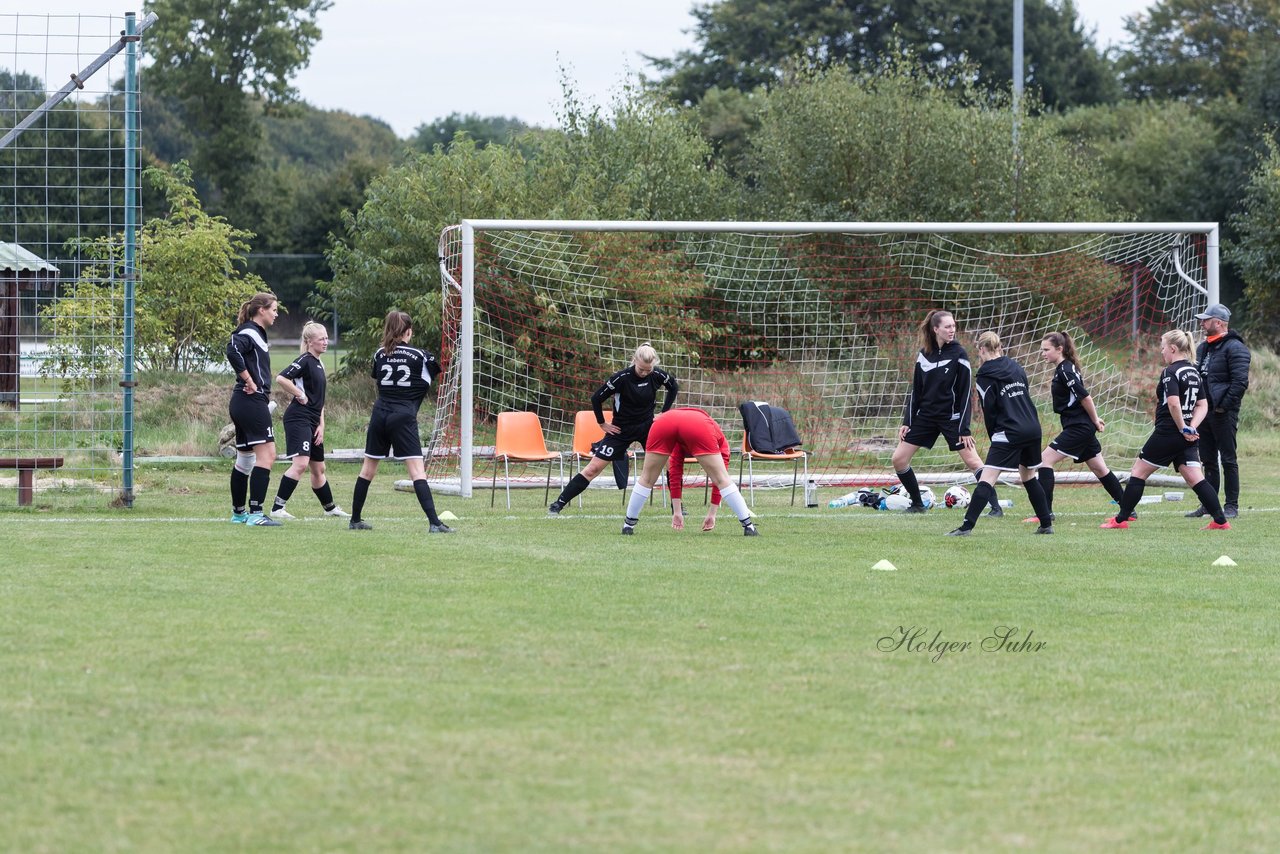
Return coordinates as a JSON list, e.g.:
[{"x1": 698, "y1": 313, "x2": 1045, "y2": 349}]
[{"x1": 739, "y1": 401, "x2": 802, "y2": 454}]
